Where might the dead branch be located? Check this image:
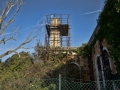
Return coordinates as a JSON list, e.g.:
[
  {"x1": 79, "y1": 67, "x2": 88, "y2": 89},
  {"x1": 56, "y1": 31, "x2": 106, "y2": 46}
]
[
  {"x1": 0, "y1": 27, "x2": 18, "y2": 44},
  {"x1": 0, "y1": 0, "x2": 46, "y2": 58},
  {"x1": 0, "y1": 0, "x2": 23, "y2": 35},
  {"x1": 0, "y1": 24, "x2": 44, "y2": 58}
]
